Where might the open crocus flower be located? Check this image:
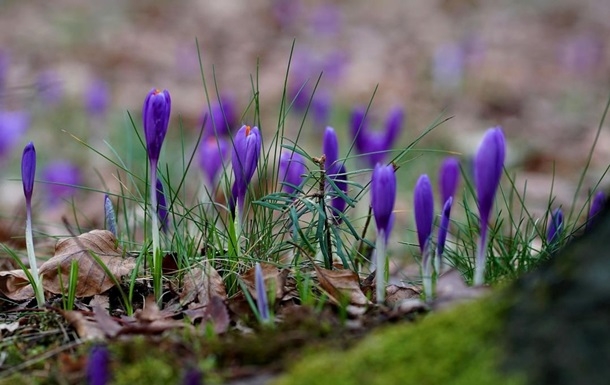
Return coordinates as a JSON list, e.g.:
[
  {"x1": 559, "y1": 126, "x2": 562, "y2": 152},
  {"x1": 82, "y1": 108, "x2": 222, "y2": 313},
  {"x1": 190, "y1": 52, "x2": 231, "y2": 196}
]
[
  {"x1": 547, "y1": 208, "x2": 564, "y2": 247},
  {"x1": 231, "y1": 125, "x2": 261, "y2": 223},
  {"x1": 586, "y1": 191, "x2": 605, "y2": 232},
  {"x1": 473, "y1": 127, "x2": 506, "y2": 286},
  {"x1": 278, "y1": 150, "x2": 306, "y2": 195},
  {"x1": 200, "y1": 136, "x2": 230, "y2": 191},
  {"x1": 414, "y1": 174, "x2": 435, "y2": 300},
  {"x1": 350, "y1": 106, "x2": 404, "y2": 168},
  {"x1": 371, "y1": 163, "x2": 396, "y2": 304},
  {"x1": 21, "y1": 142, "x2": 45, "y2": 307}
]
